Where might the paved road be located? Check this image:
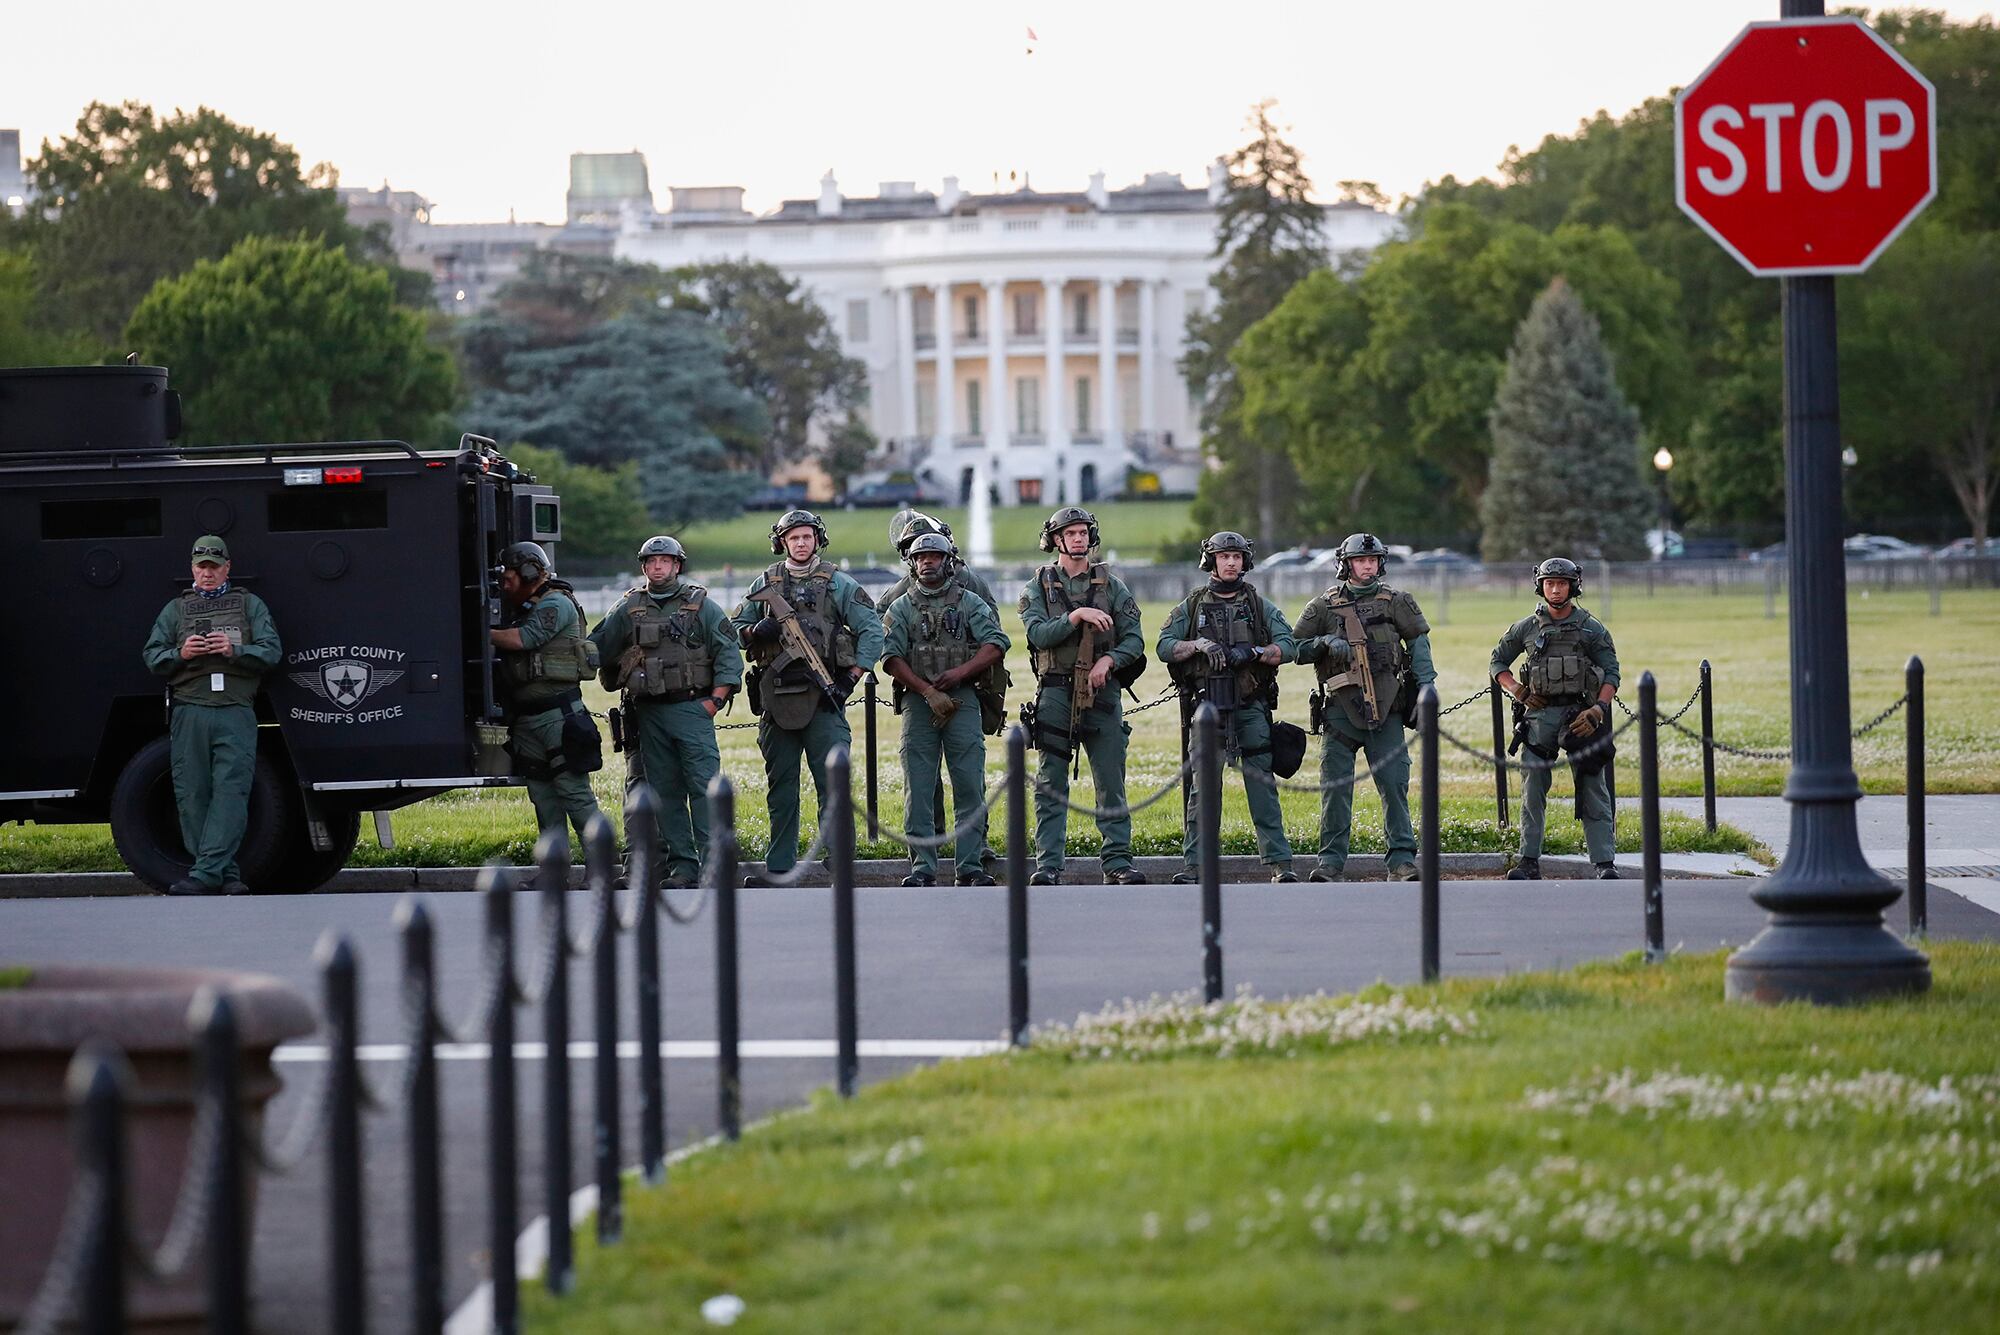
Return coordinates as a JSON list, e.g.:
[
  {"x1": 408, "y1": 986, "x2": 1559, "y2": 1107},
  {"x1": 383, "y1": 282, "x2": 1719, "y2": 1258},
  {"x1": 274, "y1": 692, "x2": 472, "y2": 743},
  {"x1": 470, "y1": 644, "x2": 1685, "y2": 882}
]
[
  {"x1": 7, "y1": 879, "x2": 1996, "y2": 1332},
  {"x1": 1663, "y1": 793, "x2": 2000, "y2": 865}
]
